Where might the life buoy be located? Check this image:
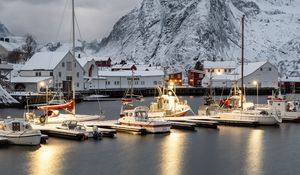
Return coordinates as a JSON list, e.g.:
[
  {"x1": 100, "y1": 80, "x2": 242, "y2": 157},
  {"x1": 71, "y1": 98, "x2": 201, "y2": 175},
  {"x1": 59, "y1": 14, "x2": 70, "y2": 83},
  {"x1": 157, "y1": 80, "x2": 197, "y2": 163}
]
[{"x1": 40, "y1": 115, "x2": 46, "y2": 123}]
